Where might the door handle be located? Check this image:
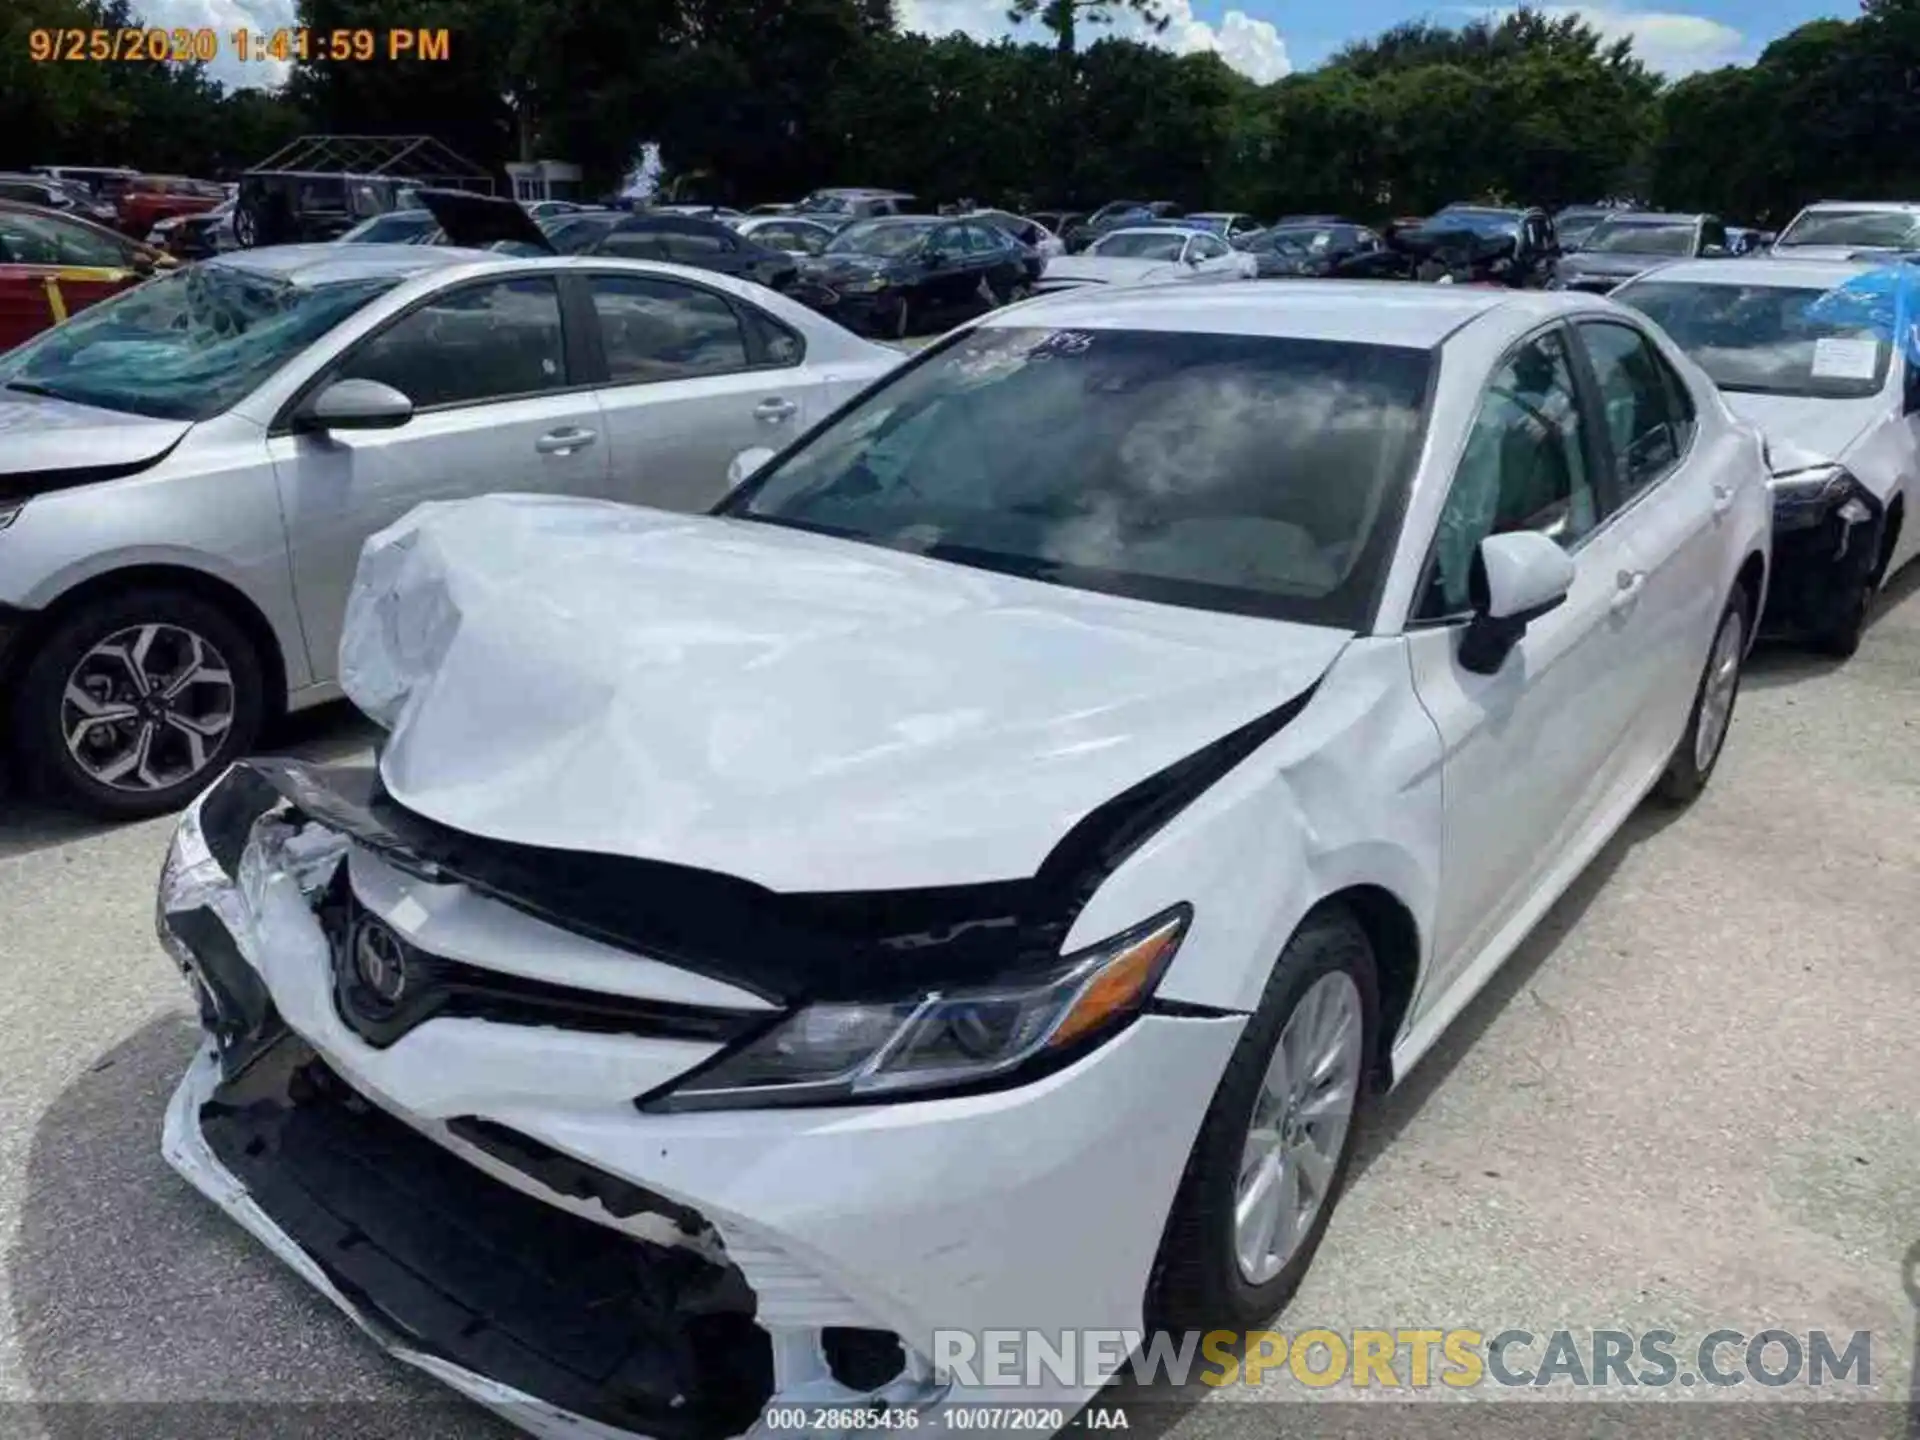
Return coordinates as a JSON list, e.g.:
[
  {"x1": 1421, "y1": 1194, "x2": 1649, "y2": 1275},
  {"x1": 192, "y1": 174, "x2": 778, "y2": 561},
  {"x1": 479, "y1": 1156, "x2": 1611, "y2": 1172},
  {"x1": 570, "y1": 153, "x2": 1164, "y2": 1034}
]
[
  {"x1": 753, "y1": 397, "x2": 797, "y2": 423},
  {"x1": 535, "y1": 426, "x2": 596, "y2": 455},
  {"x1": 1611, "y1": 568, "x2": 1647, "y2": 614}
]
